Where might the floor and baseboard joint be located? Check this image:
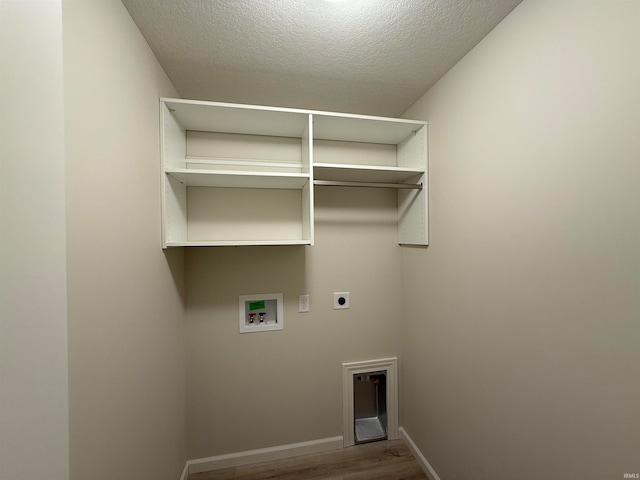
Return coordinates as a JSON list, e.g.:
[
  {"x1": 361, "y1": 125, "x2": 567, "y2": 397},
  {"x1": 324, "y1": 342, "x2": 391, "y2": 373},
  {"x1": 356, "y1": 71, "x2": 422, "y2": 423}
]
[
  {"x1": 399, "y1": 426, "x2": 442, "y2": 480},
  {"x1": 179, "y1": 428, "x2": 438, "y2": 479},
  {"x1": 184, "y1": 435, "x2": 344, "y2": 475}
]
